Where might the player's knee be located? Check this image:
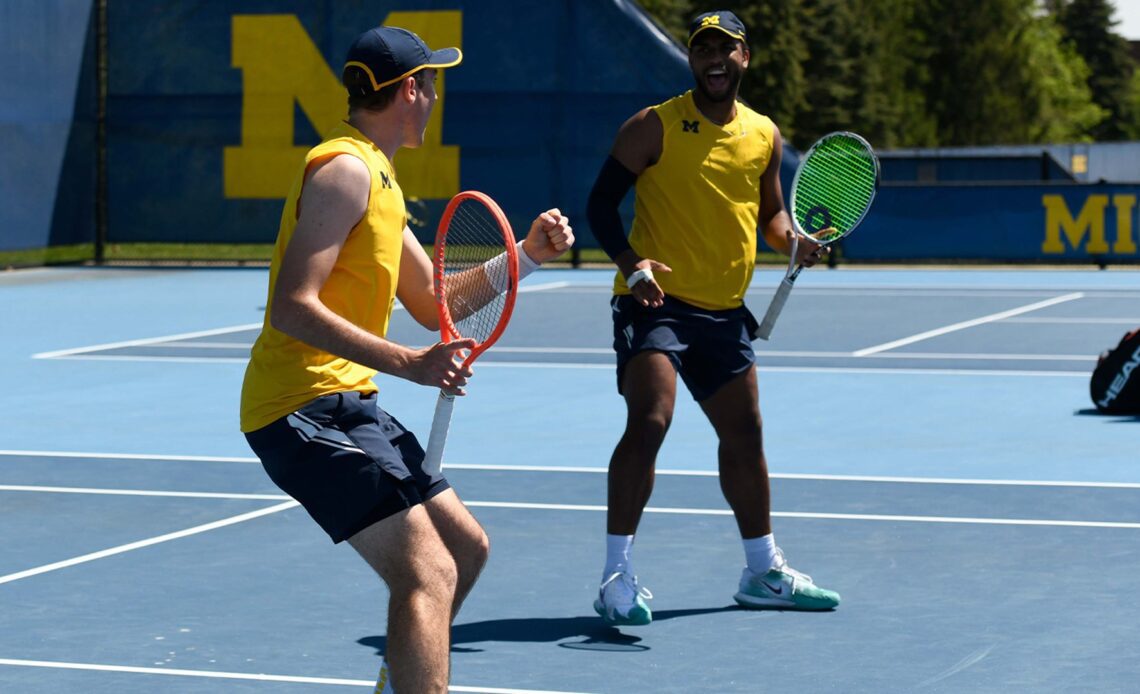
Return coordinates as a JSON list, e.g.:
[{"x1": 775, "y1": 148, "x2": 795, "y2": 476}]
[
  {"x1": 467, "y1": 527, "x2": 490, "y2": 573},
  {"x1": 425, "y1": 561, "x2": 460, "y2": 604},
  {"x1": 721, "y1": 422, "x2": 763, "y2": 454},
  {"x1": 630, "y1": 410, "x2": 671, "y2": 446},
  {"x1": 396, "y1": 549, "x2": 459, "y2": 602}
]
